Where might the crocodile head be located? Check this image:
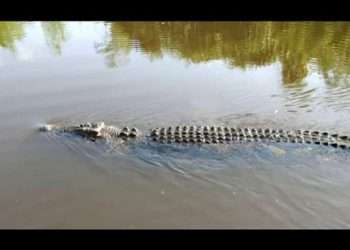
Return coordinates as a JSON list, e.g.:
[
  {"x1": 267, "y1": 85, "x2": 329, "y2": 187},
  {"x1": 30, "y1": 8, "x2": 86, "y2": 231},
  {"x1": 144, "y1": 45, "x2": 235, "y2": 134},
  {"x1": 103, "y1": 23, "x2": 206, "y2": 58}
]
[
  {"x1": 38, "y1": 122, "x2": 106, "y2": 139},
  {"x1": 74, "y1": 122, "x2": 106, "y2": 138}
]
